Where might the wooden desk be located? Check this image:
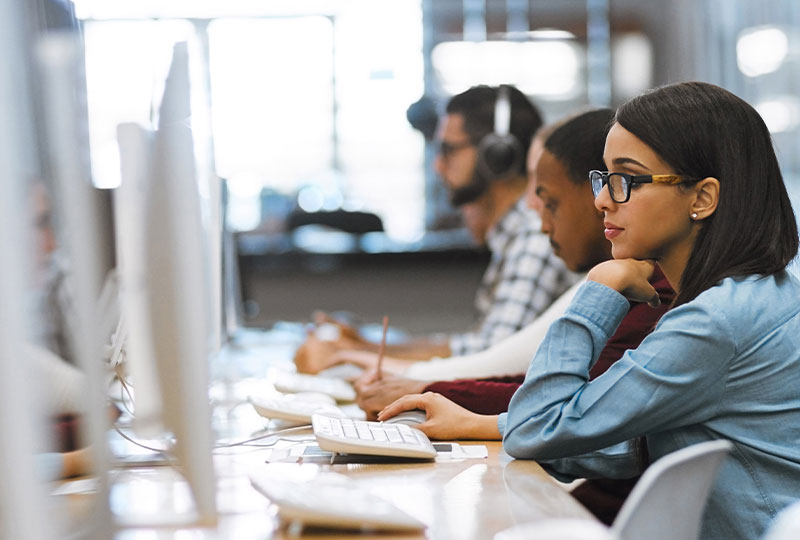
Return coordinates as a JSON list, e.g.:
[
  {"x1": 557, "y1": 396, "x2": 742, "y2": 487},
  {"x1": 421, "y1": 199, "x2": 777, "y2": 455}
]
[
  {"x1": 254, "y1": 441, "x2": 596, "y2": 540},
  {"x1": 60, "y1": 339, "x2": 595, "y2": 538},
  {"x1": 97, "y1": 435, "x2": 593, "y2": 539}
]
